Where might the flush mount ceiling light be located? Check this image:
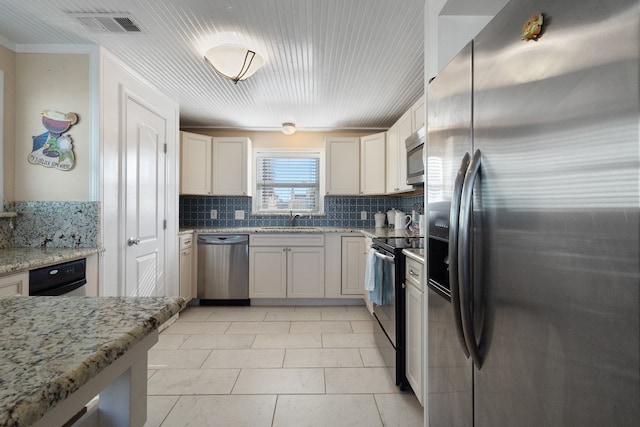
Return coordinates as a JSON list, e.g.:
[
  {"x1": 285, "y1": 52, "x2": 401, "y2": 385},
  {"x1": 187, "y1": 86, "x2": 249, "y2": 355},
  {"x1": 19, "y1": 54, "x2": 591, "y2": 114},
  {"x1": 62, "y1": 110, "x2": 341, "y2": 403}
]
[
  {"x1": 282, "y1": 122, "x2": 296, "y2": 135},
  {"x1": 204, "y1": 44, "x2": 264, "y2": 84}
]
